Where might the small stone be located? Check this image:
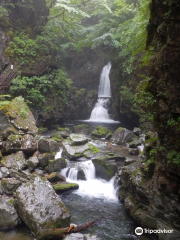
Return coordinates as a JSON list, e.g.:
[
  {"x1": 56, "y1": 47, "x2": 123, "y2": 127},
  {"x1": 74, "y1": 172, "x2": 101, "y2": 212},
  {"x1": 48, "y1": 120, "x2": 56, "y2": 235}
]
[
  {"x1": 133, "y1": 127, "x2": 142, "y2": 136},
  {"x1": 129, "y1": 148, "x2": 139, "y2": 155},
  {"x1": 28, "y1": 156, "x2": 39, "y2": 172}
]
